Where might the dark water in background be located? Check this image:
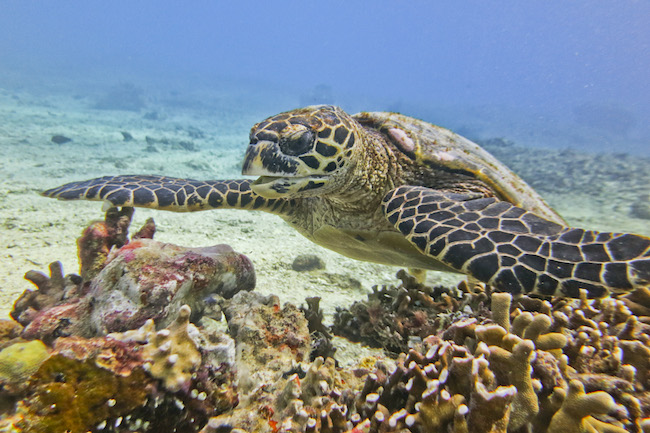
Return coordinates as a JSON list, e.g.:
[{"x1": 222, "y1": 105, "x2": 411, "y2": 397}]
[{"x1": 1, "y1": 1, "x2": 648, "y2": 154}]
